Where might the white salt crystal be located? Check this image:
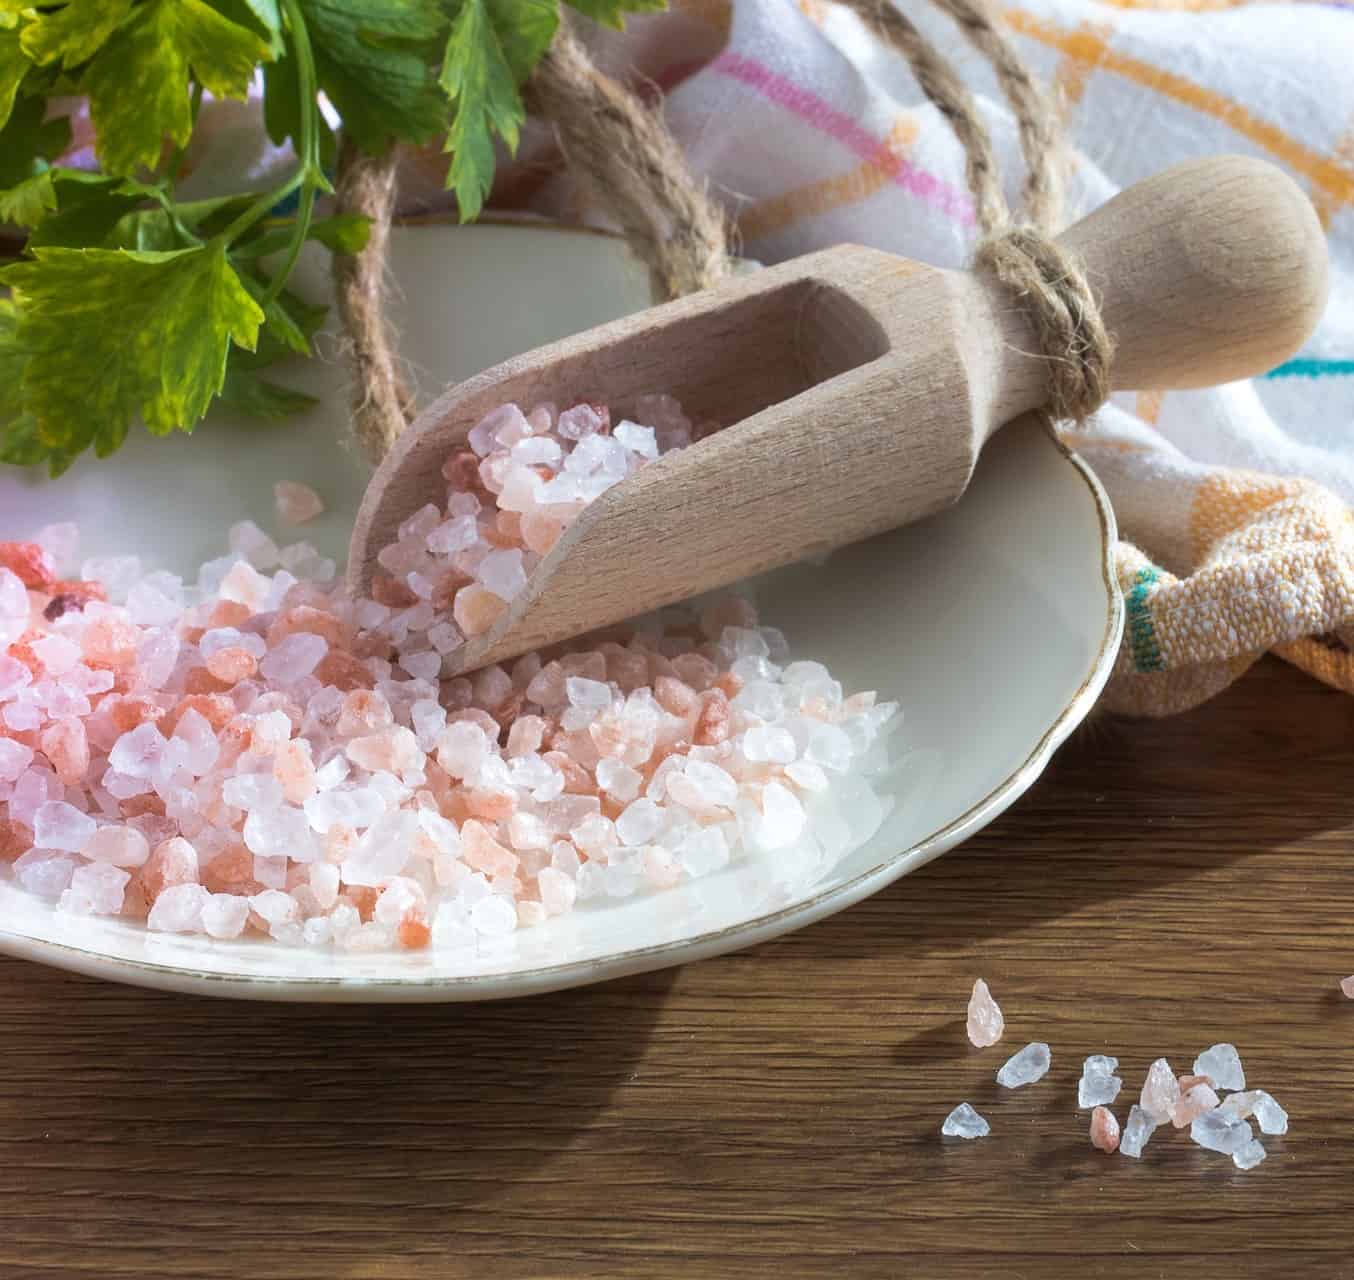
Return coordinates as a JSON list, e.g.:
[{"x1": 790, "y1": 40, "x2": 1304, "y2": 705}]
[
  {"x1": 677, "y1": 826, "x2": 729, "y2": 877},
  {"x1": 1191, "y1": 1109, "x2": 1253, "y2": 1155},
  {"x1": 147, "y1": 882, "x2": 210, "y2": 933},
  {"x1": 733, "y1": 680, "x2": 784, "y2": 721},
  {"x1": 615, "y1": 798, "x2": 663, "y2": 846},
  {"x1": 222, "y1": 773, "x2": 283, "y2": 812},
  {"x1": 537, "y1": 866, "x2": 577, "y2": 915},
  {"x1": 1118, "y1": 1105, "x2": 1157, "y2": 1159},
  {"x1": 476, "y1": 548, "x2": 527, "y2": 601},
  {"x1": 0, "y1": 738, "x2": 34, "y2": 781},
  {"x1": 138, "y1": 630, "x2": 180, "y2": 689},
  {"x1": 3, "y1": 698, "x2": 40, "y2": 731},
  {"x1": 313, "y1": 754, "x2": 349, "y2": 791},
  {"x1": 682, "y1": 759, "x2": 738, "y2": 808},
  {"x1": 229, "y1": 520, "x2": 280, "y2": 569},
  {"x1": 784, "y1": 760, "x2": 829, "y2": 792},
  {"x1": 613, "y1": 420, "x2": 657, "y2": 459},
  {"x1": 507, "y1": 812, "x2": 550, "y2": 851},
  {"x1": 596, "y1": 757, "x2": 642, "y2": 802},
  {"x1": 511, "y1": 436, "x2": 562, "y2": 467},
  {"x1": 603, "y1": 861, "x2": 641, "y2": 898},
  {"x1": 341, "y1": 810, "x2": 417, "y2": 884},
  {"x1": 417, "y1": 808, "x2": 460, "y2": 855},
  {"x1": 1140, "y1": 1057, "x2": 1181, "y2": 1122},
  {"x1": 743, "y1": 726, "x2": 797, "y2": 764},
  {"x1": 107, "y1": 723, "x2": 167, "y2": 779},
  {"x1": 250, "y1": 888, "x2": 299, "y2": 926},
  {"x1": 31, "y1": 634, "x2": 80, "y2": 677},
  {"x1": 304, "y1": 786, "x2": 385, "y2": 833},
  {"x1": 173, "y1": 709, "x2": 220, "y2": 777},
  {"x1": 1232, "y1": 1139, "x2": 1267, "y2": 1170},
  {"x1": 13, "y1": 849, "x2": 77, "y2": 898},
  {"x1": 437, "y1": 722, "x2": 488, "y2": 778},
  {"x1": 60, "y1": 862, "x2": 129, "y2": 915},
  {"x1": 1220, "y1": 1089, "x2": 1288, "y2": 1135},
  {"x1": 427, "y1": 620, "x2": 463, "y2": 655},
  {"x1": 0, "y1": 655, "x2": 32, "y2": 700},
  {"x1": 566, "y1": 677, "x2": 611, "y2": 712},
  {"x1": 471, "y1": 893, "x2": 517, "y2": 936},
  {"x1": 32, "y1": 800, "x2": 95, "y2": 853},
  {"x1": 400, "y1": 650, "x2": 442, "y2": 682},
  {"x1": 1079, "y1": 1055, "x2": 1123, "y2": 1109},
  {"x1": 1193, "y1": 1043, "x2": 1245, "y2": 1092},
  {"x1": 997, "y1": 1042, "x2": 1051, "y2": 1088},
  {"x1": 805, "y1": 724, "x2": 853, "y2": 772},
  {"x1": 261, "y1": 632, "x2": 327, "y2": 683},
  {"x1": 941, "y1": 1103, "x2": 990, "y2": 1139},
  {"x1": 80, "y1": 555, "x2": 141, "y2": 601},
  {"x1": 244, "y1": 804, "x2": 317, "y2": 861},
  {"x1": 756, "y1": 782, "x2": 806, "y2": 849},
  {"x1": 398, "y1": 503, "x2": 442, "y2": 542},
  {"x1": 468, "y1": 404, "x2": 524, "y2": 455},
  {"x1": 426, "y1": 513, "x2": 479, "y2": 555},
  {"x1": 556, "y1": 403, "x2": 604, "y2": 440},
  {"x1": 1251, "y1": 1091, "x2": 1288, "y2": 1136},
  {"x1": 274, "y1": 480, "x2": 324, "y2": 524}
]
